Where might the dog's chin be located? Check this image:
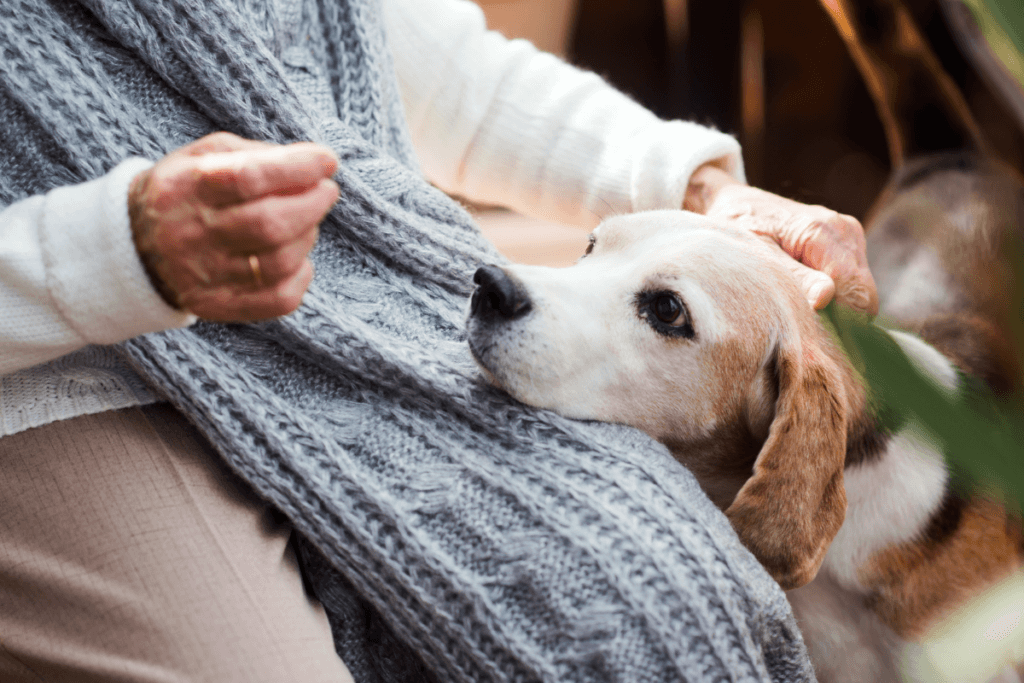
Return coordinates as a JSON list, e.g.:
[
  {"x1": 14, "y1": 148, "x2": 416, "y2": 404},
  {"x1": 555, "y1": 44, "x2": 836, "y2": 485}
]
[
  {"x1": 466, "y1": 330, "x2": 521, "y2": 395},
  {"x1": 467, "y1": 338, "x2": 499, "y2": 385},
  {"x1": 468, "y1": 344, "x2": 607, "y2": 423},
  {"x1": 467, "y1": 321, "x2": 613, "y2": 418},
  {"x1": 467, "y1": 332, "x2": 555, "y2": 410}
]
